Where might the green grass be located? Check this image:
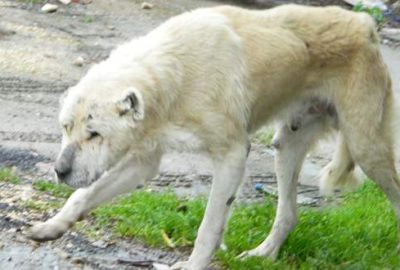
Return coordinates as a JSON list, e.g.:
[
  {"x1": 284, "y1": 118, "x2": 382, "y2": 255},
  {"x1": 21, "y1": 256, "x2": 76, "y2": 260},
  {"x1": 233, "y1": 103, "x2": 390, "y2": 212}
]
[
  {"x1": 91, "y1": 182, "x2": 399, "y2": 269},
  {"x1": 93, "y1": 192, "x2": 206, "y2": 247},
  {"x1": 32, "y1": 180, "x2": 73, "y2": 198},
  {"x1": 218, "y1": 182, "x2": 398, "y2": 269},
  {"x1": 27, "y1": 175, "x2": 399, "y2": 268},
  {"x1": 0, "y1": 168, "x2": 21, "y2": 184},
  {"x1": 22, "y1": 199, "x2": 62, "y2": 211},
  {"x1": 252, "y1": 130, "x2": 274, "y2": 146},
  {"x1": 353, "y1": 3, "x2": 386, "y2": 25},
  {"x1": 80, "y1": 16, "x2": 94, "y2": 24}
]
